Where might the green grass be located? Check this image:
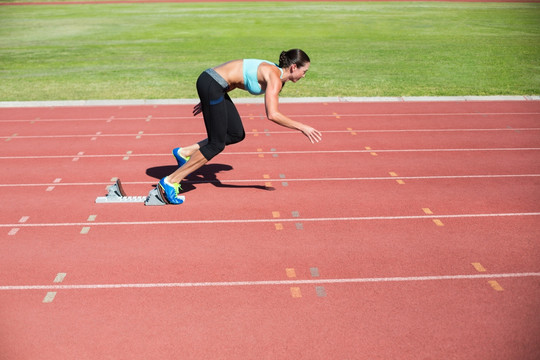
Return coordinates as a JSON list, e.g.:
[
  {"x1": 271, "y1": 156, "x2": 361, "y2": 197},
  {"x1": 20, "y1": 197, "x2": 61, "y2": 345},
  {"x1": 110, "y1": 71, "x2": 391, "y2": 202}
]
[{"x1": 0, "y1": 1, "x2": 539, "y2": 100}]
